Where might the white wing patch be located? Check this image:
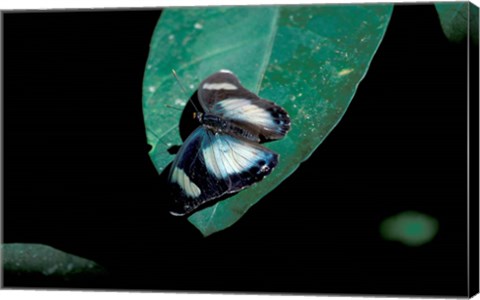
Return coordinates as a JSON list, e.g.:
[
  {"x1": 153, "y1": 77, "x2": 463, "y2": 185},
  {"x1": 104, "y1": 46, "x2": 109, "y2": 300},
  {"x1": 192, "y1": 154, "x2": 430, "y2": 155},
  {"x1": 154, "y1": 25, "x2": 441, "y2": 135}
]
[
  {"x1": 202, "y1": 137, "x2": 262, "y2": 179},
  {"x1": 215, "y1": 98, "x2": 274, "y2": 127},
  {"x1": 202, "y1": 82, "x2": 238, "y2": 90},
  {"x1": 171, "y1": 167, "x2": 201, "y2": 198}
]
